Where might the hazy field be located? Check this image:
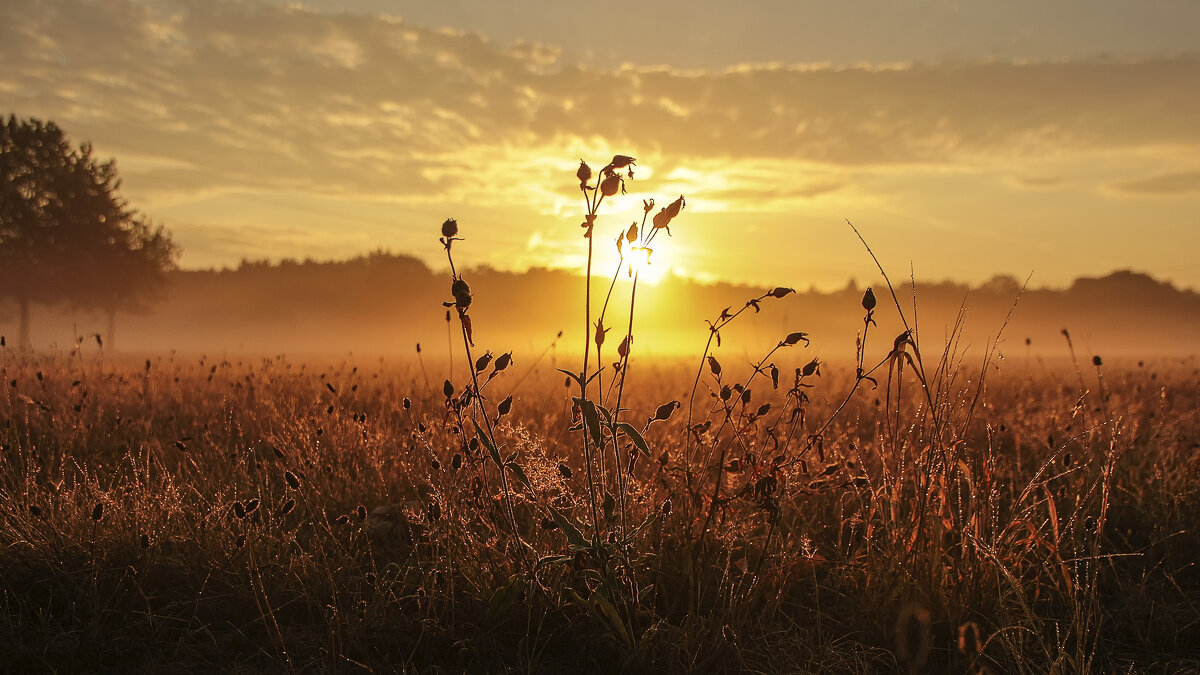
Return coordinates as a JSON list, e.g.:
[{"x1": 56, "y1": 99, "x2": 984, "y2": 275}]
[{"x1": 2, "y1": 343, "x2": 1197, "y2": 672}]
